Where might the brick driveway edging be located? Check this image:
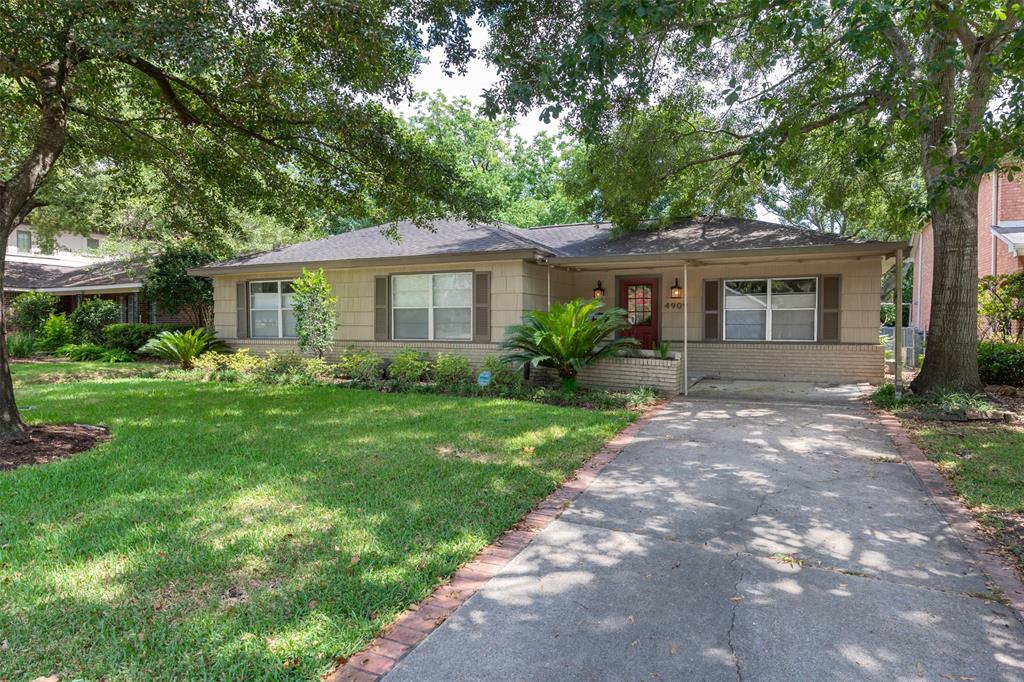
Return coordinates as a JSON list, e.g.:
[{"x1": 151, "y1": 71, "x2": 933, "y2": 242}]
[
  {"x1": 866, "y1": 400, "x2": 1024, "y2": 624},
  {"x1": 325, "y1": 401, "x2": 671, "y2": 682}
]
